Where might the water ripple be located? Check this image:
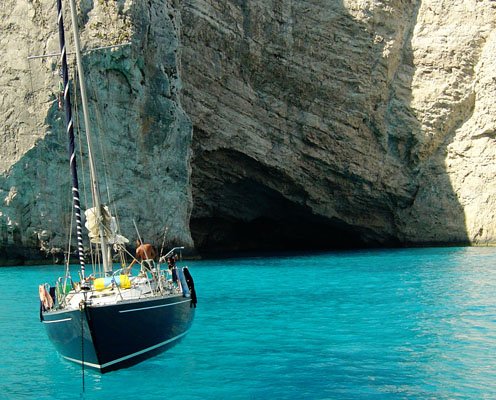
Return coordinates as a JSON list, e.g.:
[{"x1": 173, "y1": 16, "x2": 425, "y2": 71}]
[{"x1": 1, "y1": 247, "x2": 495, "y2": 399}]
